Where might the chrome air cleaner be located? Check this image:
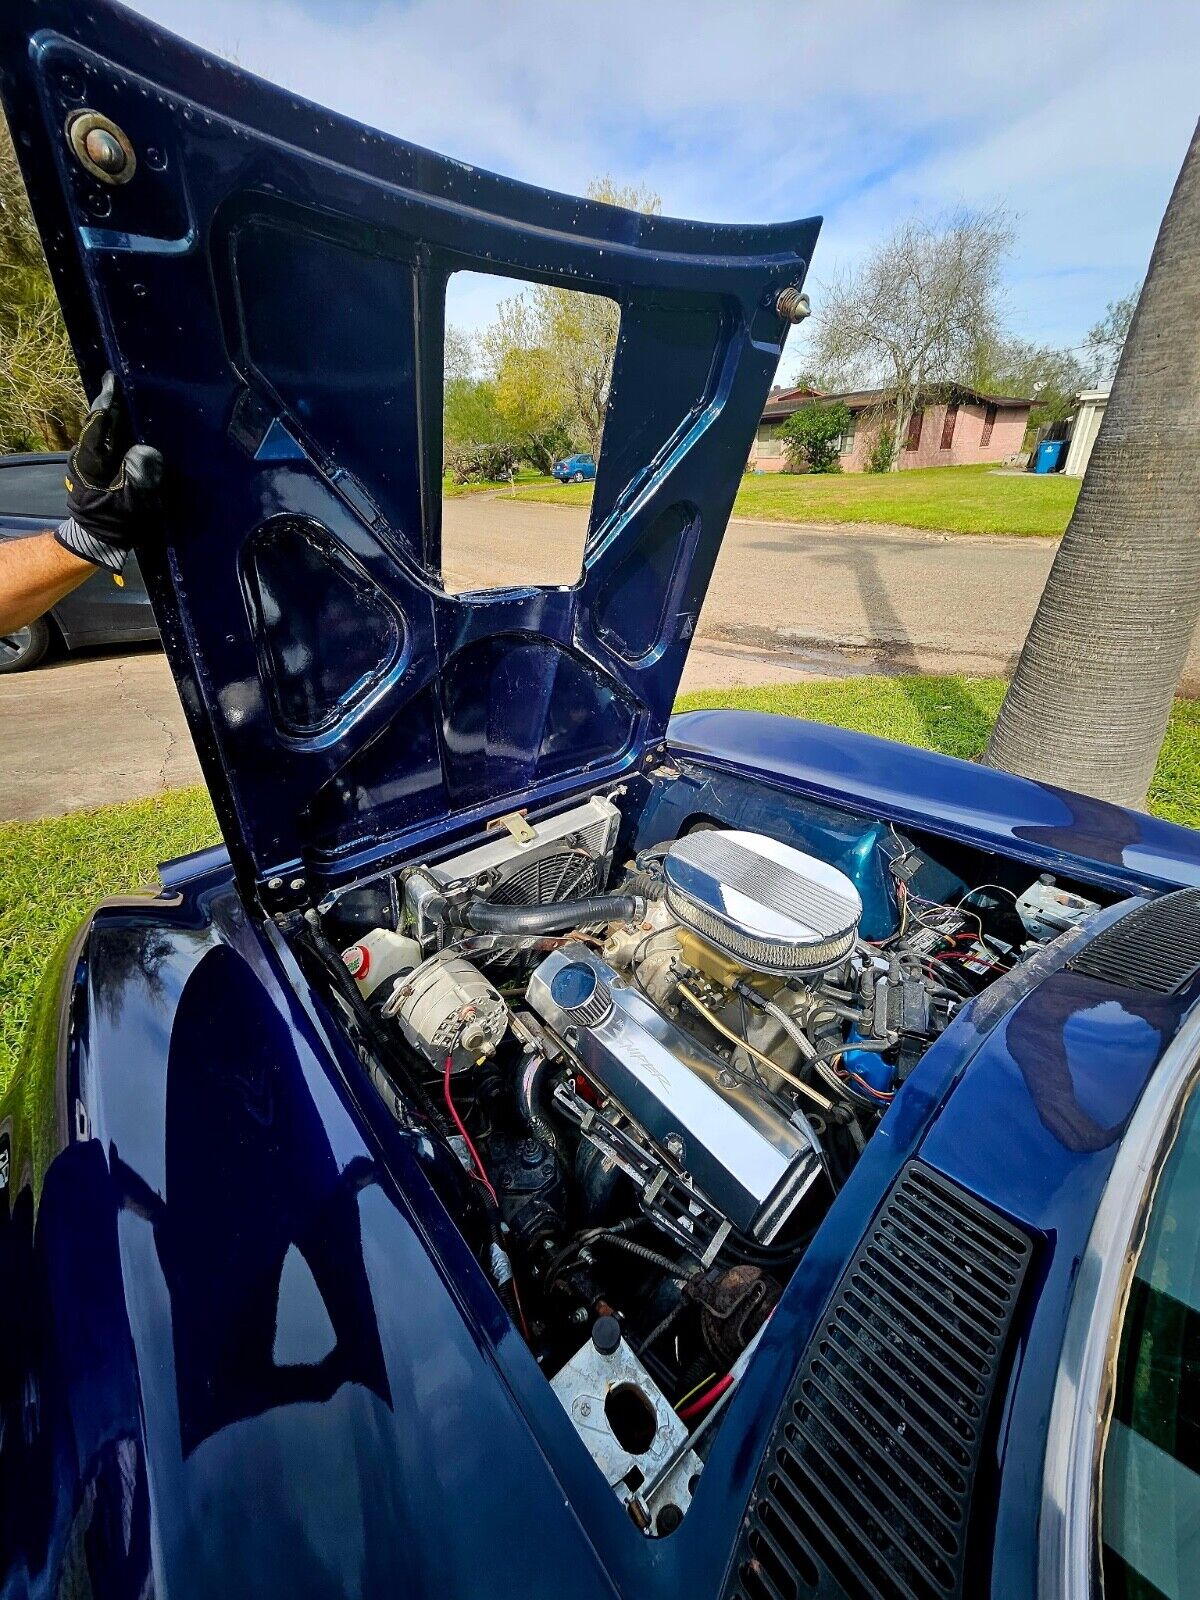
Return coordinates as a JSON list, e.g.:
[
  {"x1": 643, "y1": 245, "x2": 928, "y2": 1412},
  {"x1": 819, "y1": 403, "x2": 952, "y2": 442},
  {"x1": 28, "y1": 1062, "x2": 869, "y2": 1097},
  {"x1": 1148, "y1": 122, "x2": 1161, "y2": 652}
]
[{"x1": 662, "y1": 829, "x2": 862, "y2": 975}]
